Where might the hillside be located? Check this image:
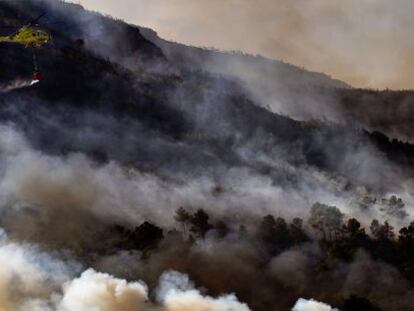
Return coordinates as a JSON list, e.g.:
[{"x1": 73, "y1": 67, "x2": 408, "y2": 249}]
[
  {"x1": 0, "y1": 0, "x2": 411, "y2": 180},
  {"x1": 141, "y1": 27, "x2": 414, "y2": 143},
  {"x1": 337, "y1": 88, "x2": 414, "y2": 142},
  {"x1": 140, "y1": 27, "x2": 350, "y2": 121},
  {"x1": 0, "y1": 1, "x2": 413, "y2": 311}
]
